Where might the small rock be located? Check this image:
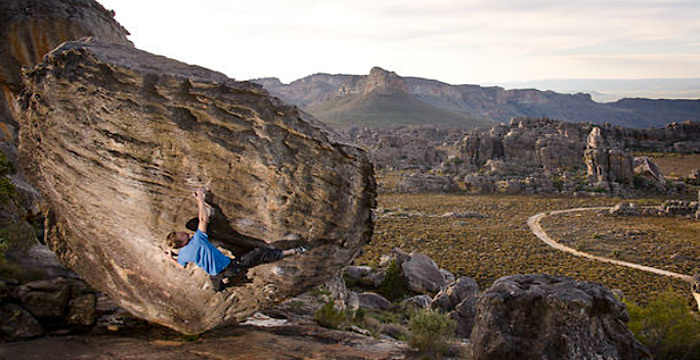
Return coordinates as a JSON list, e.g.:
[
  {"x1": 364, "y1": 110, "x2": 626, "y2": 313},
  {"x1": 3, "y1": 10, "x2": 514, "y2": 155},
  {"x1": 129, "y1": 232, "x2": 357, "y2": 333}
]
[
  {"x1": 344, "y1": 266, "x2": 373, "y2": 280},
  {"x1": 402, "y1": 294, "x2": 432, "y2": 310},
  {"x1": 609, "y1": 202, "x2": 641, "y2": 216},
  {"x1": 358, "y1": 292, "x2": 392, "y2": 311}
]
